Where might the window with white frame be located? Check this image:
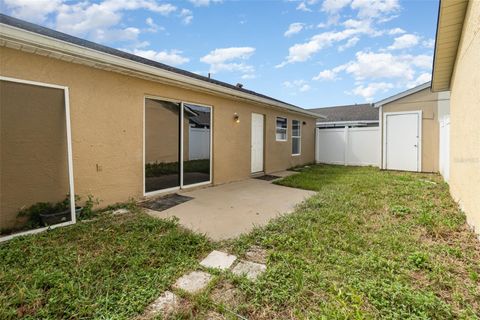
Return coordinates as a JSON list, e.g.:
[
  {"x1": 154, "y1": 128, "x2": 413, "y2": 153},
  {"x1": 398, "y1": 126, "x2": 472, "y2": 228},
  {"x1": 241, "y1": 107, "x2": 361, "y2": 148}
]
[
  {"x1": 292, "y1": 120, "x2": 301, "y2": 155},
  {"x1": 276, "y1": 117, "x2": 287, "y2": 141}
]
